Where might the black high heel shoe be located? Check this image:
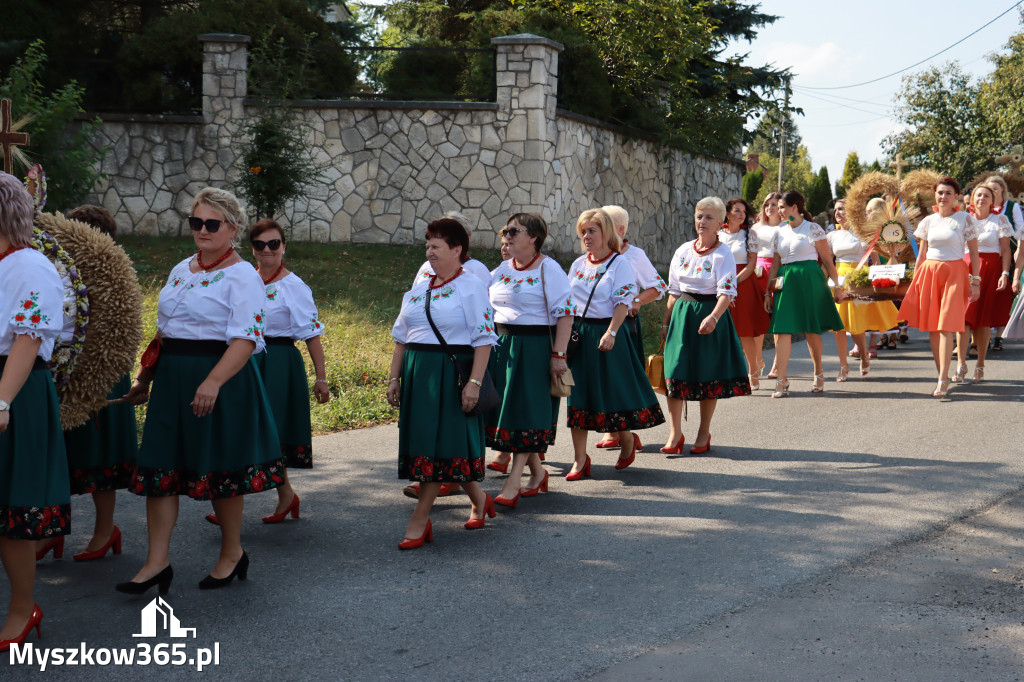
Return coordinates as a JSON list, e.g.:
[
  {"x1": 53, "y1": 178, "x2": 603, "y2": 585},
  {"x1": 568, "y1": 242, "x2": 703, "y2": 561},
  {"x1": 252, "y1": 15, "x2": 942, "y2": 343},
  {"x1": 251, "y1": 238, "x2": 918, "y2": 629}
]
[
  {"x1": 115, "y1": 565, "x2": 174, "y2": 596},
  {"x1": 198, "y1": 552, "x2": 249, "y2": 590}
]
